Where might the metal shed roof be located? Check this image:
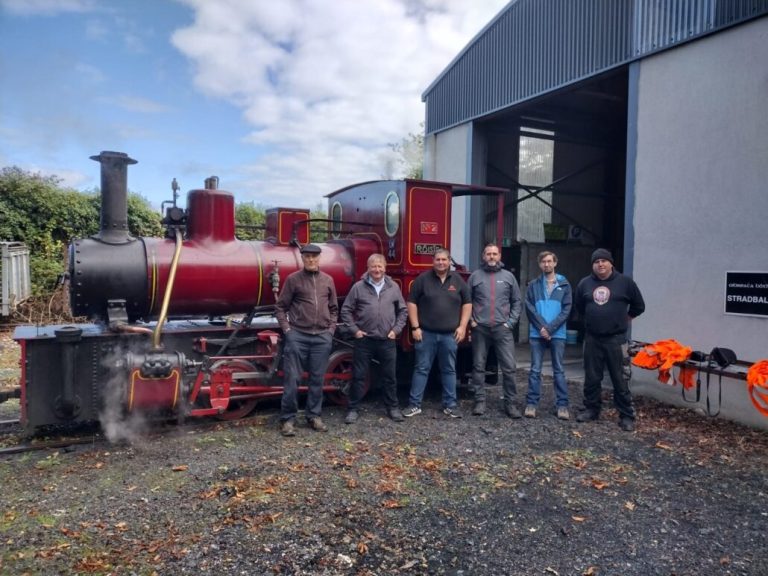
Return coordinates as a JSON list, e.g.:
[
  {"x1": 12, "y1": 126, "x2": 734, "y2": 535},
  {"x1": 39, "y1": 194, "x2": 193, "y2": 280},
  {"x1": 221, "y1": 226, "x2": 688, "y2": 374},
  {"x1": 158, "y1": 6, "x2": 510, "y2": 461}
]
[{"x1": 423, "y1": 0, "x2": 768, "y2": 135}]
